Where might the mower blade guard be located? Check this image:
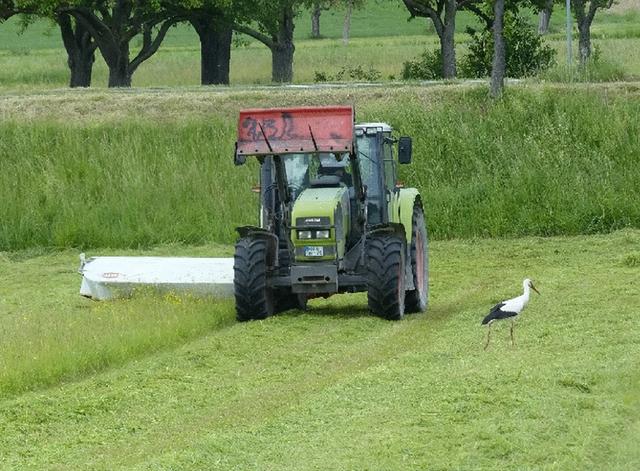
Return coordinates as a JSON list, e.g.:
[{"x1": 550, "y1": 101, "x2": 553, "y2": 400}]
[
  {"x1": 79, "y1": 255, "x2": 234, "y2": 300},
  {"x1": 236, "y1": 106, "x2": 354, "y2": 157}
]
